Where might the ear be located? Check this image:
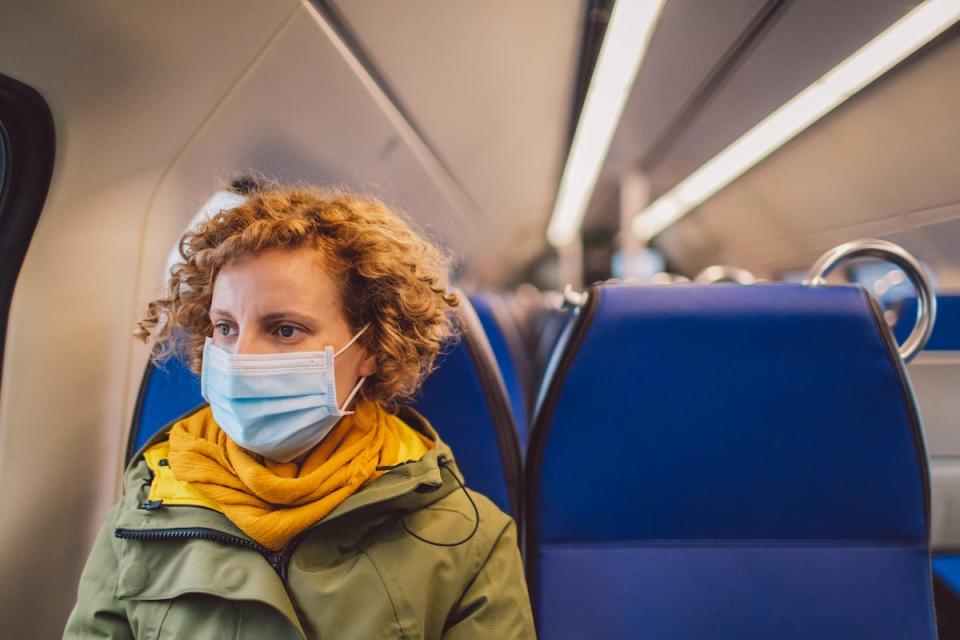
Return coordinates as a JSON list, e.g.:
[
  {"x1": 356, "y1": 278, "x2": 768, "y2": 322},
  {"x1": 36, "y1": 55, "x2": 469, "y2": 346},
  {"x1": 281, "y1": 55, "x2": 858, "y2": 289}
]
[{"x1": 357, "y1": 350, "x2": 377, "y2": 377}]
